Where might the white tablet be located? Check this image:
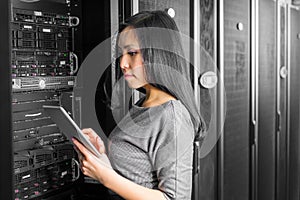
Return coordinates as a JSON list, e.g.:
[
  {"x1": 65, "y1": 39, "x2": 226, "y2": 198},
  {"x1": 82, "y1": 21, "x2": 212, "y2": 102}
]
[{"x1": 43, "y1": 105, "x2": 102, "y2": 158}]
